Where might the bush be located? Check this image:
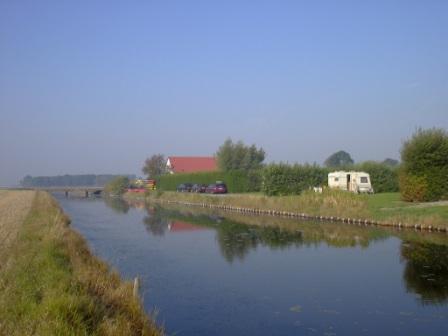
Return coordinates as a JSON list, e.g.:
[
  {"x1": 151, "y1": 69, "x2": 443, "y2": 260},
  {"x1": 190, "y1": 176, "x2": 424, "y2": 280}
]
[
  {"x1": 399, "y1": 174, "x2": 428, "y2": 202},
  {"x1": 400, "y1": 128, "x2": 448, "y2": 201},
  {"x1": 104, "y1": 176, "x2": 130, "y2": 195},
  {"x1": 356, "y1": 161, "x2": 399, "y2": 193},
  {"x1": 157, "y1": 171, "x2": 261, "y2": 193},
  {"x1": 262, "y1": 163, "x2": 327, "y2": 196}
]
